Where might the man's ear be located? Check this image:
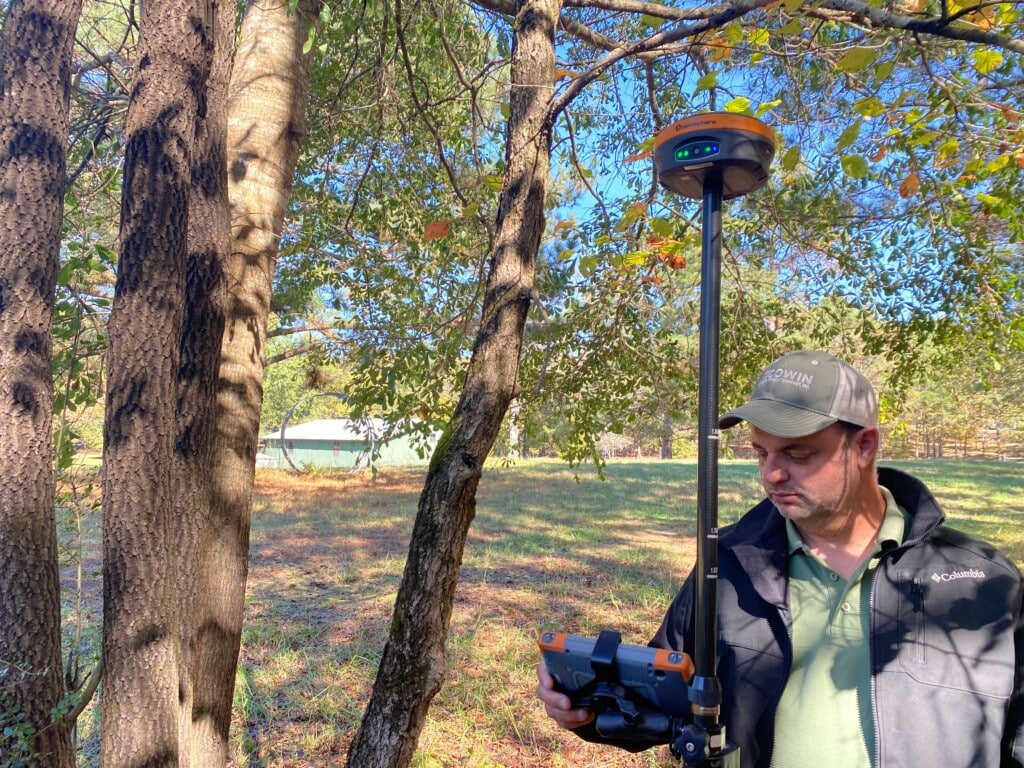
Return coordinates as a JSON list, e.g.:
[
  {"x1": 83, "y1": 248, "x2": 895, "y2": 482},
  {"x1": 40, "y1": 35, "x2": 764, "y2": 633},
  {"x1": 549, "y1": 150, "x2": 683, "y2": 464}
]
[{"x1": 856, "y1": 426, "x2": 880, "y2": 466}]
